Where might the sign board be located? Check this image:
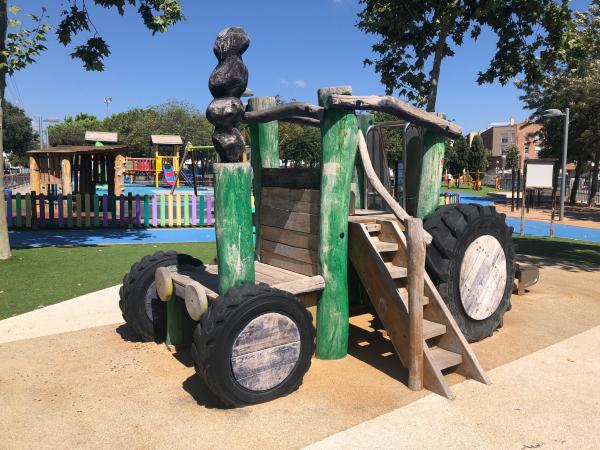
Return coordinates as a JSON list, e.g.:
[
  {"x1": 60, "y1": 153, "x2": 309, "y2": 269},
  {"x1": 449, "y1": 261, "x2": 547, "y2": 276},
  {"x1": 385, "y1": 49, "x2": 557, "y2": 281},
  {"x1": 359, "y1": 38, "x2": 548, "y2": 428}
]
[{"x1": 525, "y1": 160, "x2": 556, "y2": 189}]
